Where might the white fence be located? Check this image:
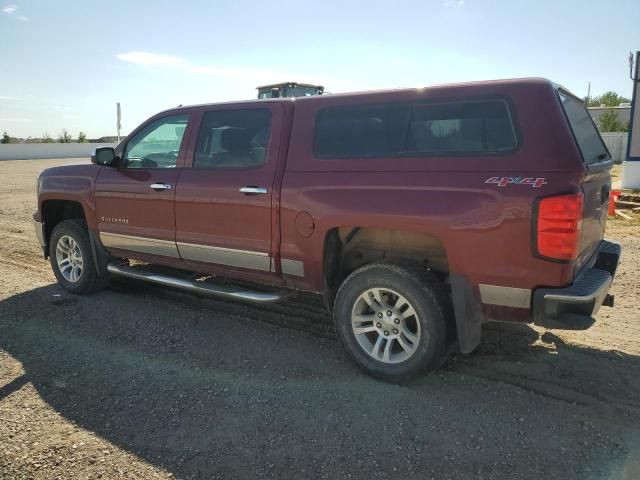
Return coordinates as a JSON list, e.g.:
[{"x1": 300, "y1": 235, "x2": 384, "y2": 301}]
[
  {"x1": 600, "y1": 133, "x2": 628, "y2": 164},
  {"x1": 0, "y1": 143, "x2": 115, "y2": 160}
]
